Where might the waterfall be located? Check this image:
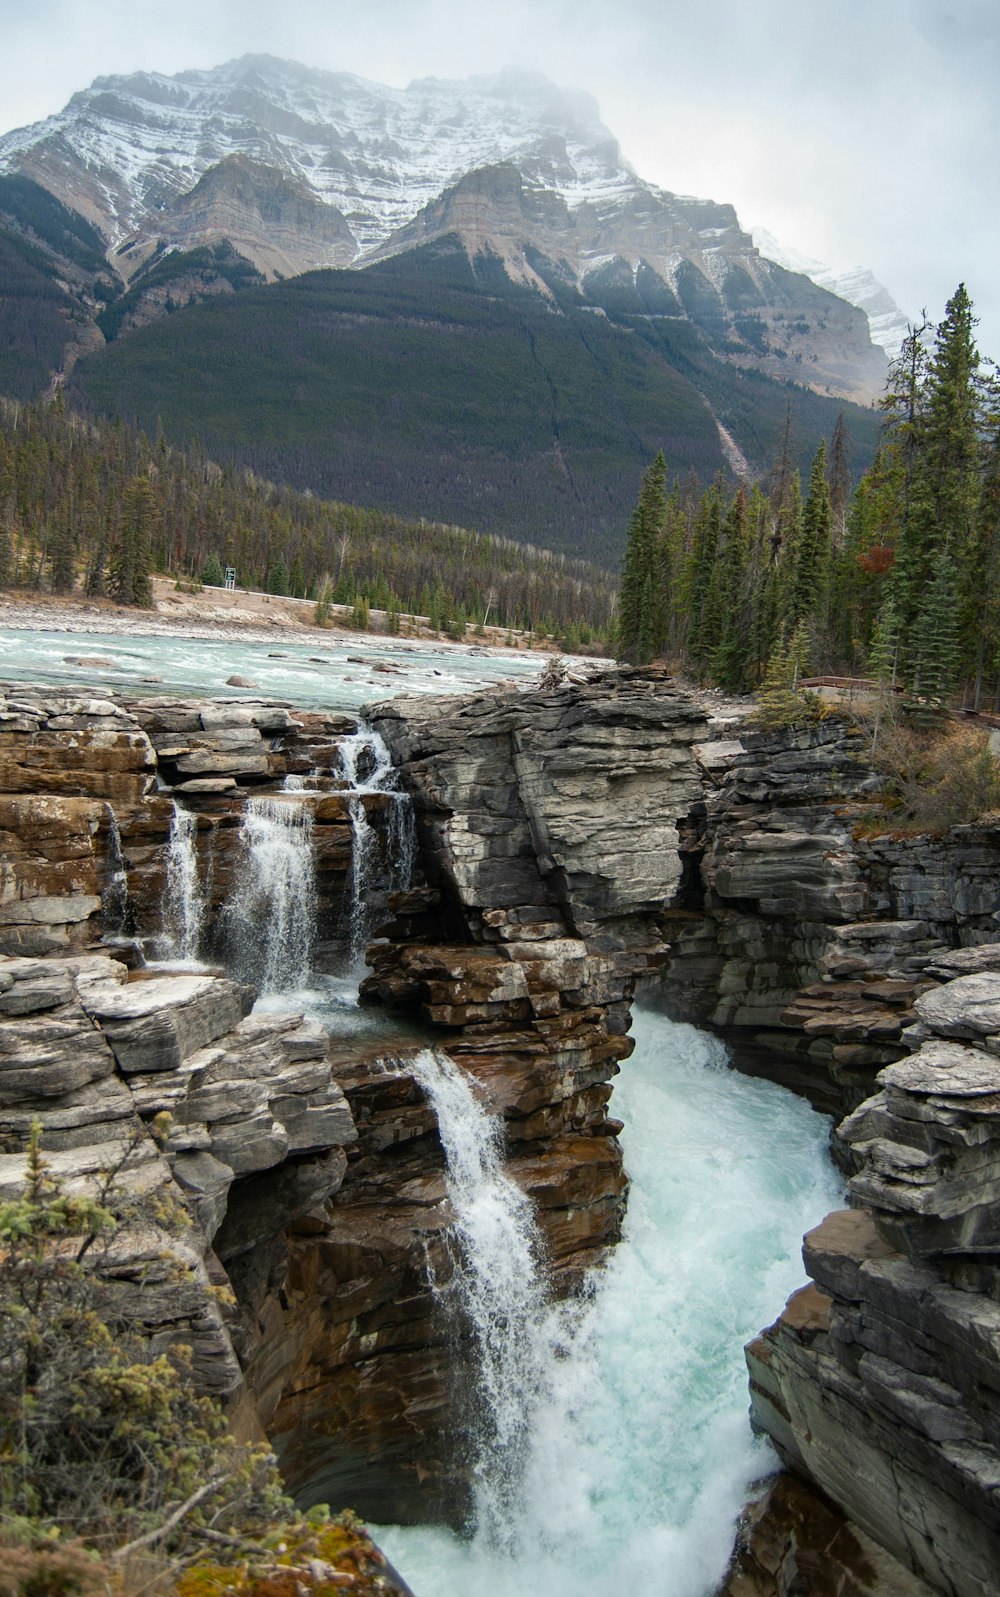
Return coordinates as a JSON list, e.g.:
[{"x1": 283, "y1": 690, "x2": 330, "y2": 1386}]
[
  {"x1": 379, "y1": 1011, "x2": 844, "y2": 1597},
  {"x1": 409, "y1": 1048, "x2": 550, "y2": 1546},
  {"x1": 162, "y1": 801, "x2": 207, "y2": 961},
  {"x1": 226, "y1": 795, "x2": 316, "y2": 994},
  {"x1": 339, "y1": 726, "x2": 416, "y2": 967},
  {"x1": 101, "y1": 806, "x2": 130, "y2": 937}
]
